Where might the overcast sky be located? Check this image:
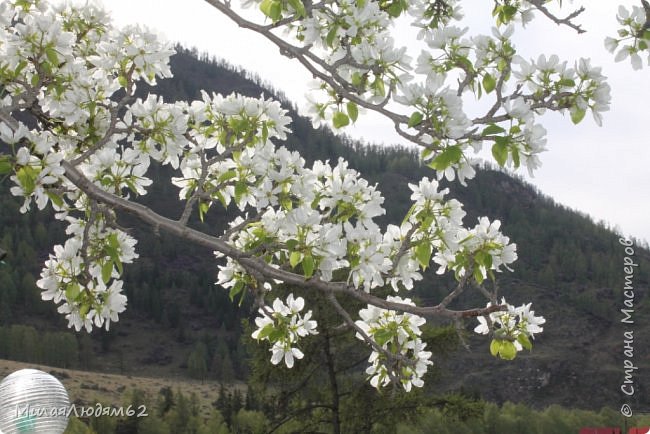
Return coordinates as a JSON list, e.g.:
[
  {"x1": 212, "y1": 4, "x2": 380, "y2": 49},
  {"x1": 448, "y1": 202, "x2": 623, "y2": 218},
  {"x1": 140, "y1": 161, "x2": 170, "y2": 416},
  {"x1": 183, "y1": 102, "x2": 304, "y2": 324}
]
[{"x1": 58, "y1": 0, "x2": 649, "y2": 244}]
